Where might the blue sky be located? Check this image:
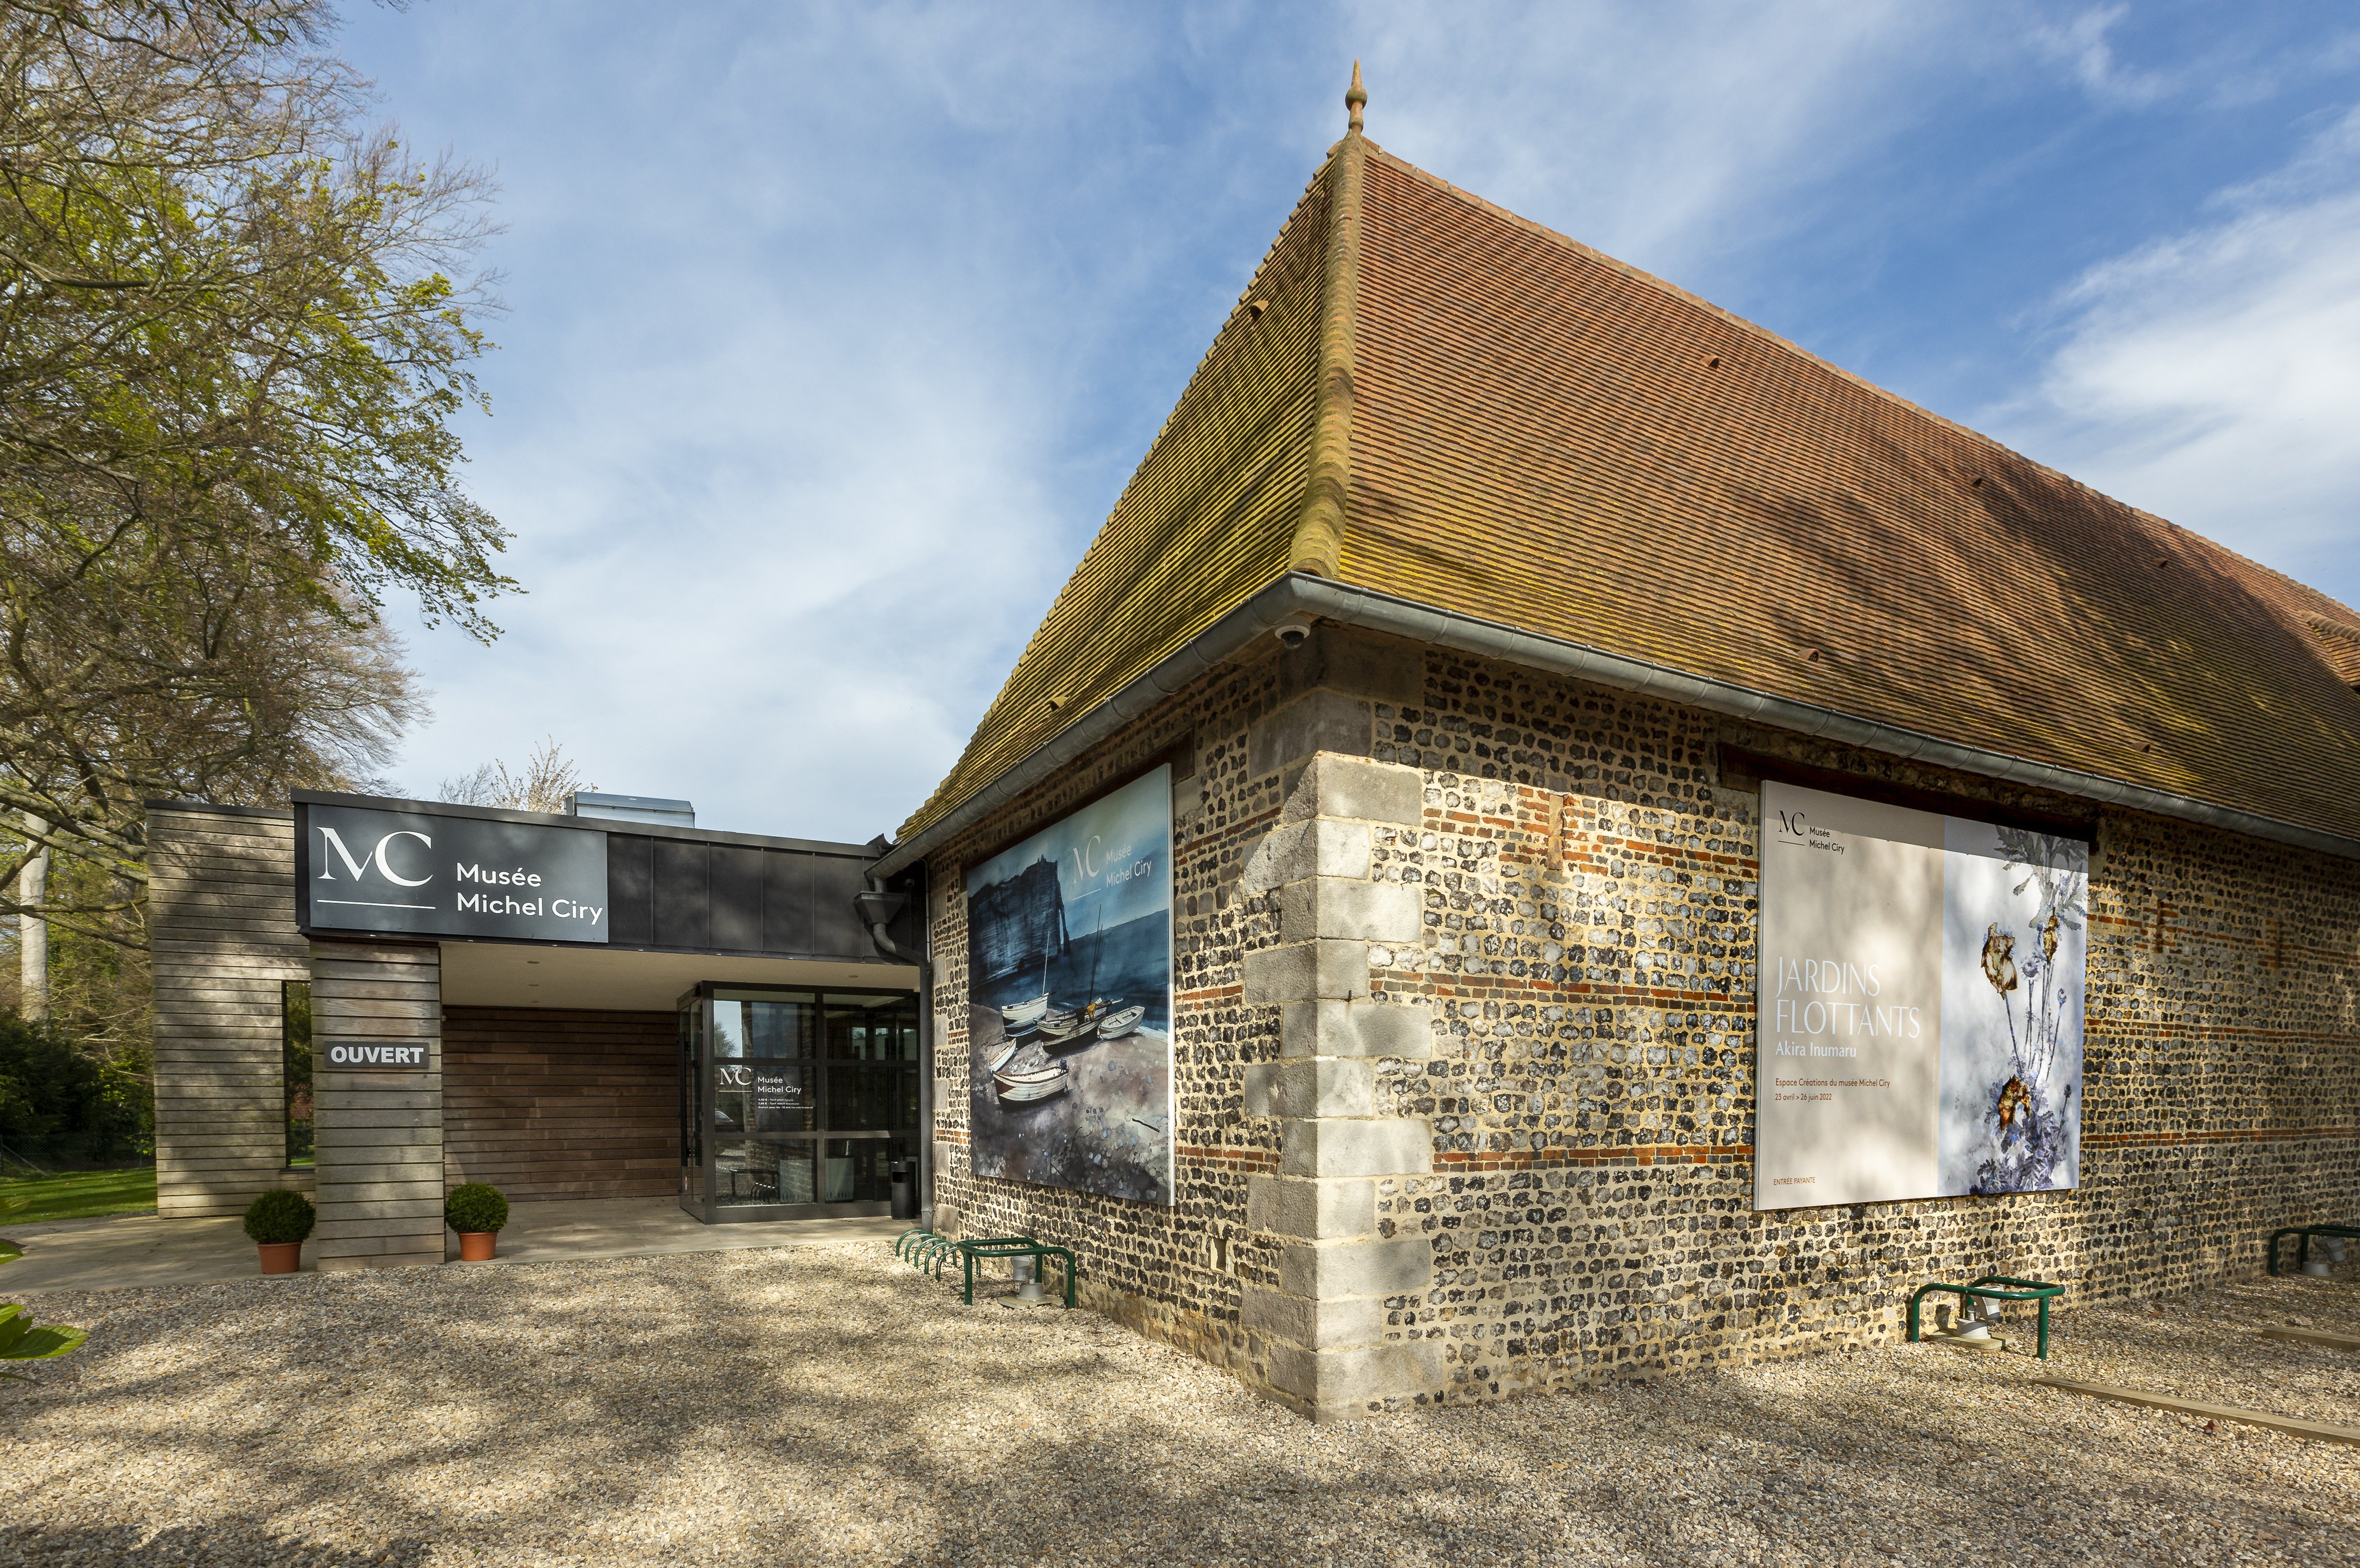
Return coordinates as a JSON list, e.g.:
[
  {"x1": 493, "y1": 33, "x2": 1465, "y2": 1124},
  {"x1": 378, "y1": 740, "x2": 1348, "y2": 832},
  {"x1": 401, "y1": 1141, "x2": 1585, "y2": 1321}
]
[{"x1": 341, "y1": 2, "x2": 2360, "y2": 842}]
